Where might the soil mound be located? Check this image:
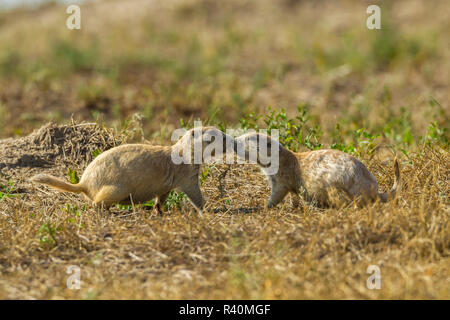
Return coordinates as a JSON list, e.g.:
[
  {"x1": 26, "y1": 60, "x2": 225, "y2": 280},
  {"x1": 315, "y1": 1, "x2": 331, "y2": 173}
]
[{"x1": 0, "y1": 122, "x2": 120, "y2": 189}]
